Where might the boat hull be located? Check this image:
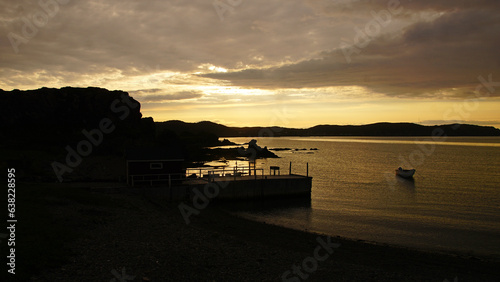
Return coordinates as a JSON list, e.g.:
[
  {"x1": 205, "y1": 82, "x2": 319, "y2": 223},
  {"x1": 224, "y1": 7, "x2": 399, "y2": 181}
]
[{"x1": 395, "y1": 168, "x2": 416, "y2": 179}]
